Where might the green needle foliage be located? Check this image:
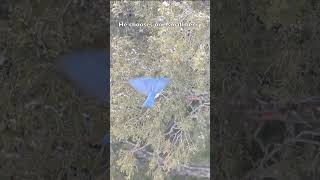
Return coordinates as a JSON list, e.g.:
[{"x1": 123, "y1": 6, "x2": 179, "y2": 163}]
[{"x1": 110, "y1": 1, "x2": 210, "y2": 179}]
